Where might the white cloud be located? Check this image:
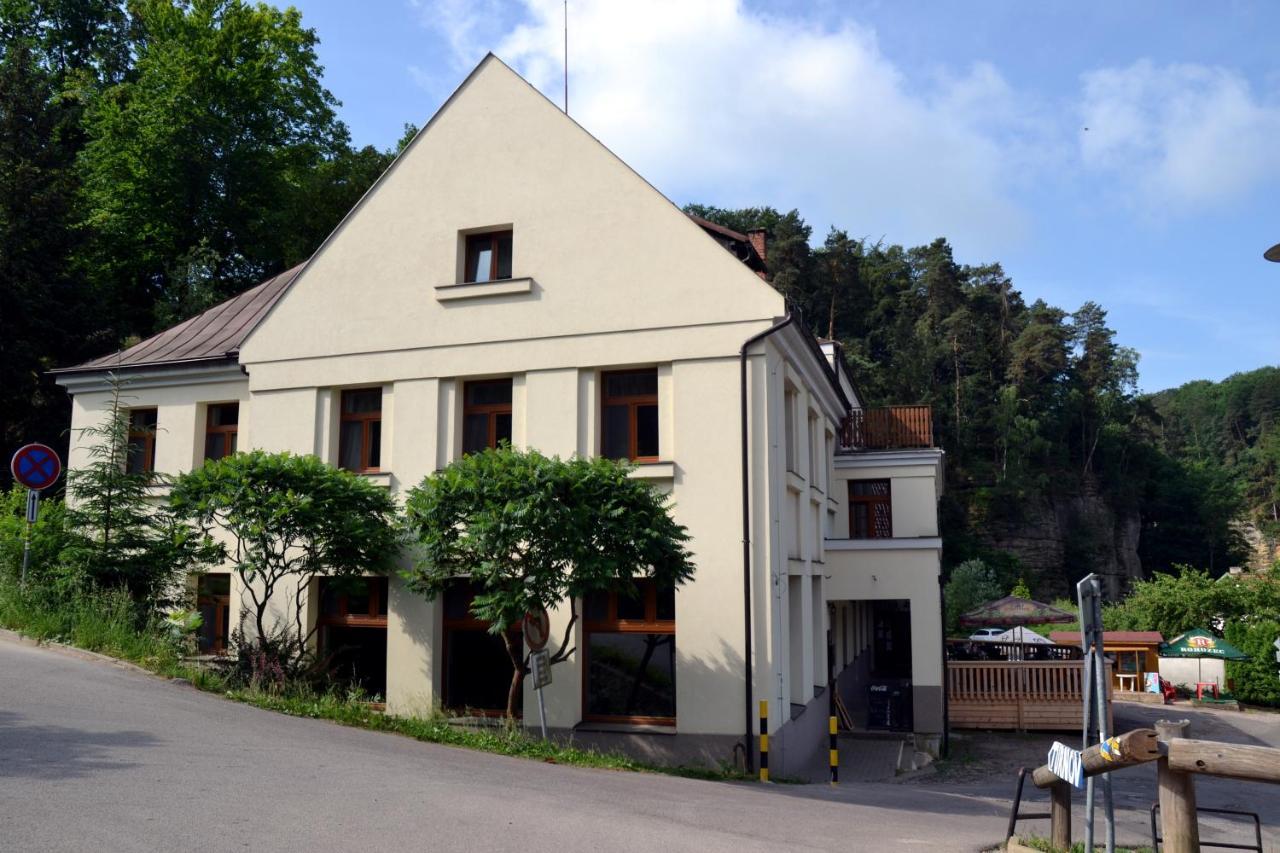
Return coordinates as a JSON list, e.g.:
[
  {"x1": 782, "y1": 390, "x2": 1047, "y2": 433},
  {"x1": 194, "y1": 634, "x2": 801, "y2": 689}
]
[
  {"x1": 413, "y1": 0, "x2": 1047, "y2": 257},
  {"x1": 1079, "y1": 60, "x2": 1280, "y2": 209}
]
